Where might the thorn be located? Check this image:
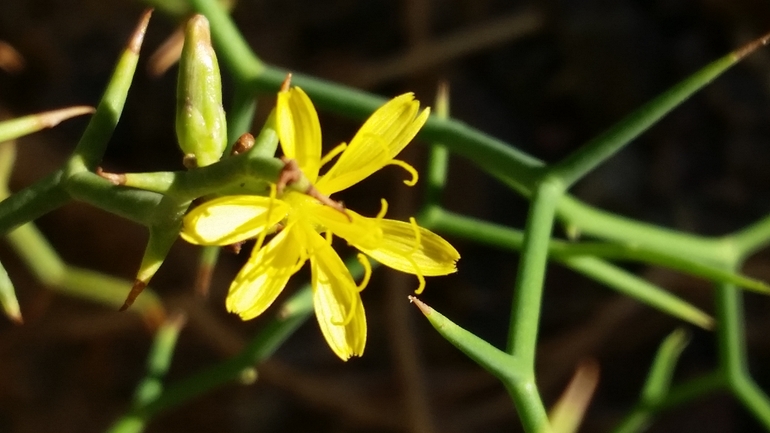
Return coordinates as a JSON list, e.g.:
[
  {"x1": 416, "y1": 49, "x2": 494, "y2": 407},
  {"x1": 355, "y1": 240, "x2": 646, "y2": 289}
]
[
  {"x1": 119, "y1": 279, "x2": 147, "y2": 311},
  {"x1": 225, "y1": 241, "x2": 245, "y2": 255},
  {"x1": 734, "y1": 30, "x2": 770, "y2": 60},
  {"x1": 231, "y1": 133, "x2": 255, "y2": 155},
  {"x1": 280, "y1": 73, "x2": 293, "y2": 92},
  {"x1": 407, "y1": 295, "x2": 432, "y2": 316},
  {"x1": 96, "y1": 167, "x2": 126, "y2": 185},
  {"x1": 128, "y1": 9, "x2": 153, "y2": 55},
  {"x1": 38, "y1": 106, "x2": 95, "y2": 129},
  {"x1": 8, "y1": 312, "x2": 23, "y2": 325}
]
